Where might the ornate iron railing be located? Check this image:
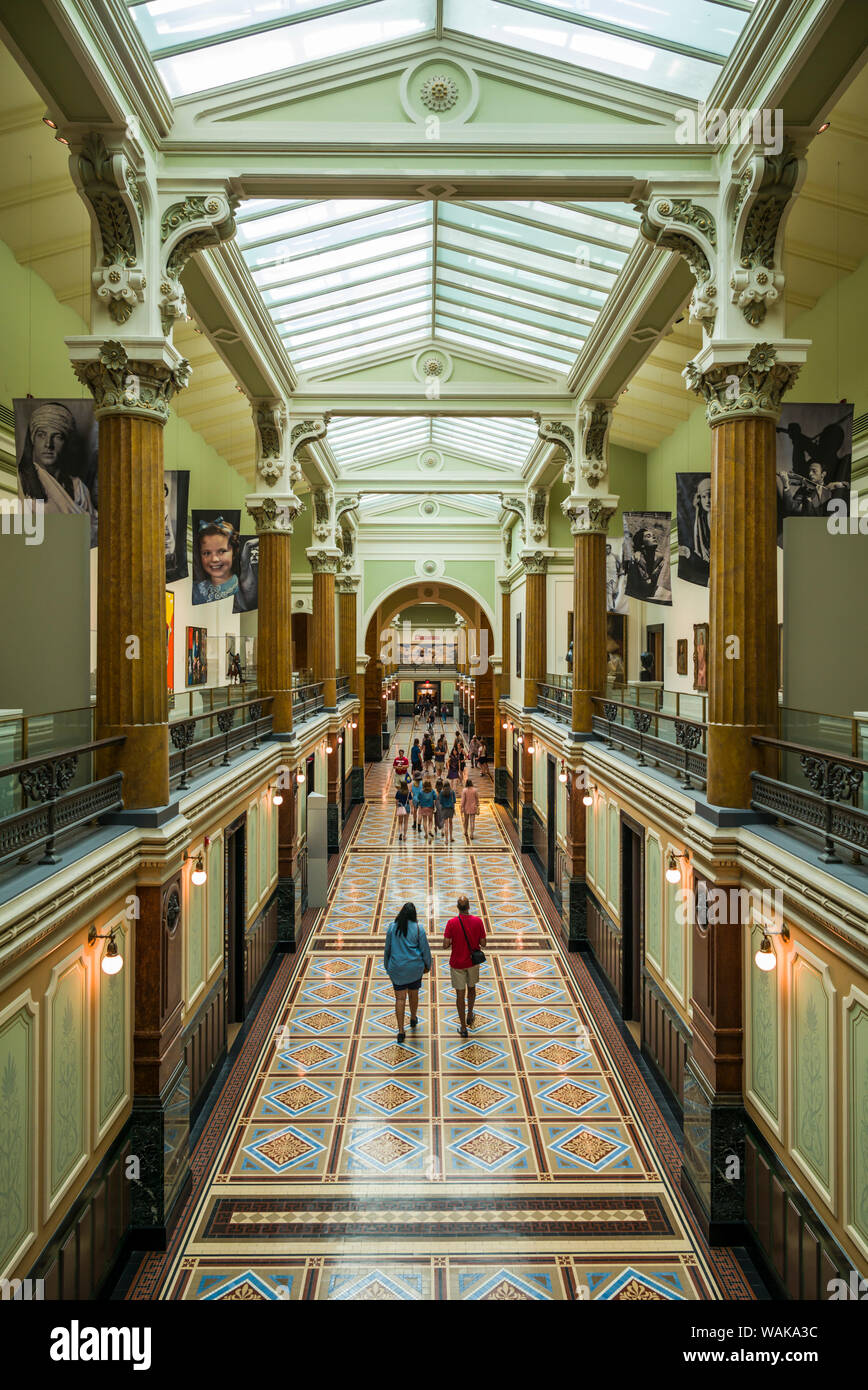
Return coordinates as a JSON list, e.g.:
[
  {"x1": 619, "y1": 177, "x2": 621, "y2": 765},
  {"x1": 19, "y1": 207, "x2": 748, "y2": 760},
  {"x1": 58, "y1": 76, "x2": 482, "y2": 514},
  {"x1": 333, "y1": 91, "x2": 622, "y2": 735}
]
[
  {"x1": 0, "y1": 737, "x2": 125, "y2": 867},
  {"x1": 336, "y1": 674, "x2": 351, "y2": 700},
  {"x1": 592, "y1": 697, "x2": 707, "y2": 789},
  {"x1": 752, "y1": 737, "x2": 867, "y2": 864},
  {"x1": 291, "y1": 682, "x2": 325, "y2": 724},
  {"x1": 536, "y1": 681, "x2": 572, "y2": 725},
  {"x1": 169, "y1": 698, "x2": 273, "y2": 791}
]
